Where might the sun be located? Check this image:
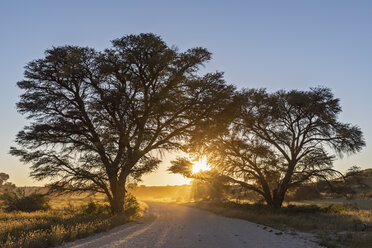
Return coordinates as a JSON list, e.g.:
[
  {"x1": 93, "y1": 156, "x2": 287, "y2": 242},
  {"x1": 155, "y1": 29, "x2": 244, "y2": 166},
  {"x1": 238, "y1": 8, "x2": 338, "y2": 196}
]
[{"x1": 192, "y1": 157, "x2": 209, "y2": 173}]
